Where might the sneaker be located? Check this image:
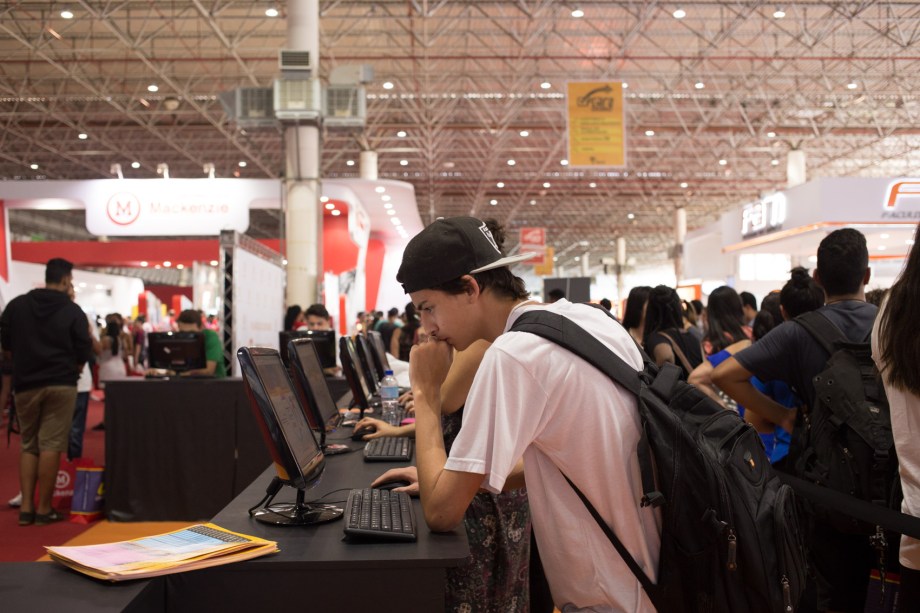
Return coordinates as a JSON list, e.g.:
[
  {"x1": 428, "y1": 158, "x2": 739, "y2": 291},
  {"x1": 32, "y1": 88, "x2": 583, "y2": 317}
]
[
  {"x1": 35, "y1": 509, "x2": 66, "y2": 526},
  {"x1": 8, "y1": 492, "x2": 22, "y2": 507}
]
